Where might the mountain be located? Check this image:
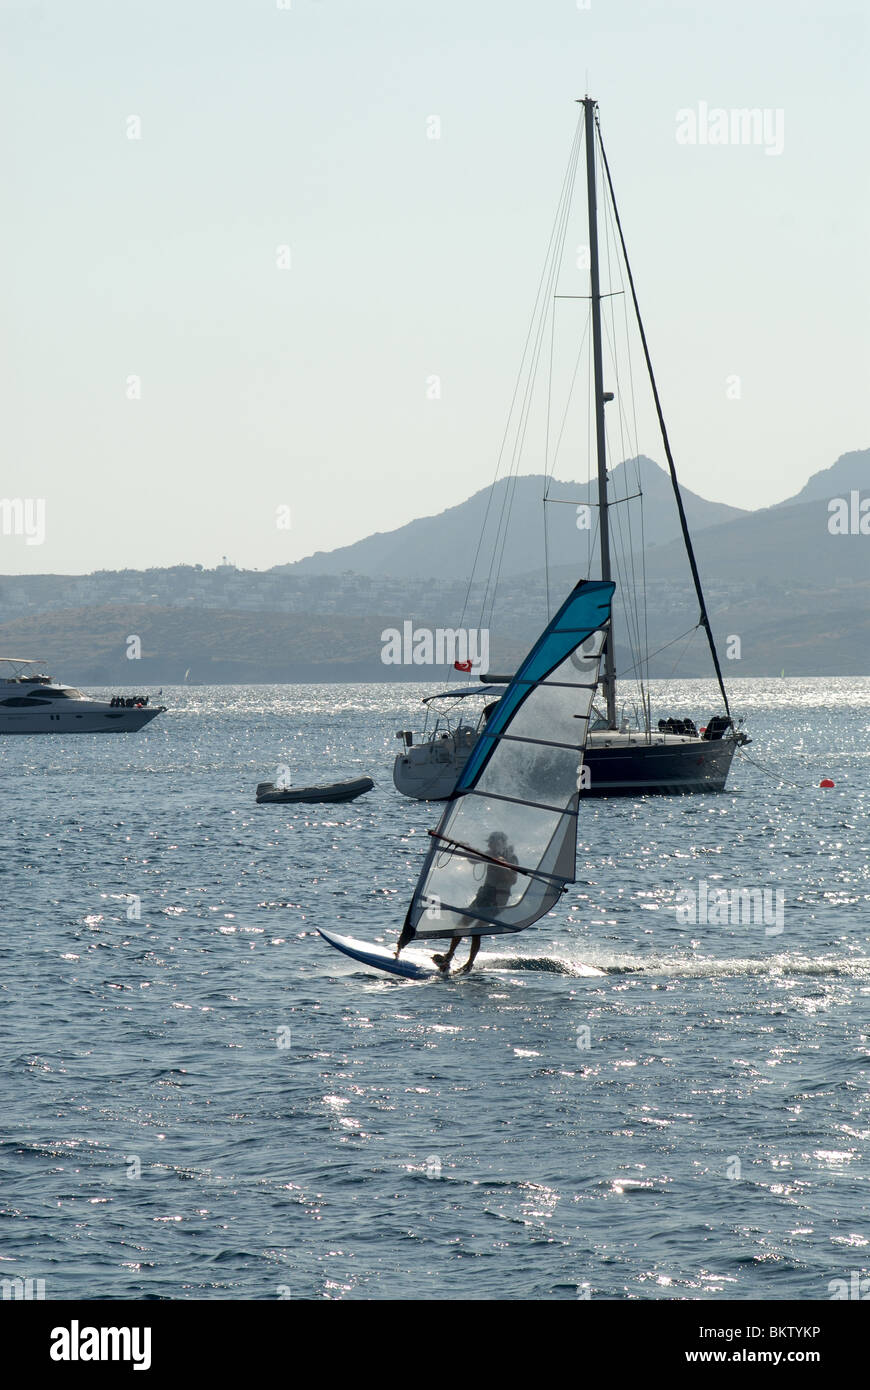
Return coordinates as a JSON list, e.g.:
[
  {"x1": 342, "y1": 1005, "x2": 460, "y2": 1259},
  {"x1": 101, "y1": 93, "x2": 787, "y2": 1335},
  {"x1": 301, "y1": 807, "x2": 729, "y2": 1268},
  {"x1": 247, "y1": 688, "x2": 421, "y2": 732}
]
[
  {"x1": 638, "y1": 498, "x2": 870, "y2": 590},
  {"x1": 775, "y1": 448, "x2": 870, "y2": 507},
  {"x1": 0, "y1": 450, "x2": 865, "y2": 681},
  {"x1": 283, "y1": 456, "x2": 747, "y2": 580},
  {"x1": 498, "y1": 450, "x2": 870, "y2": 675}
]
